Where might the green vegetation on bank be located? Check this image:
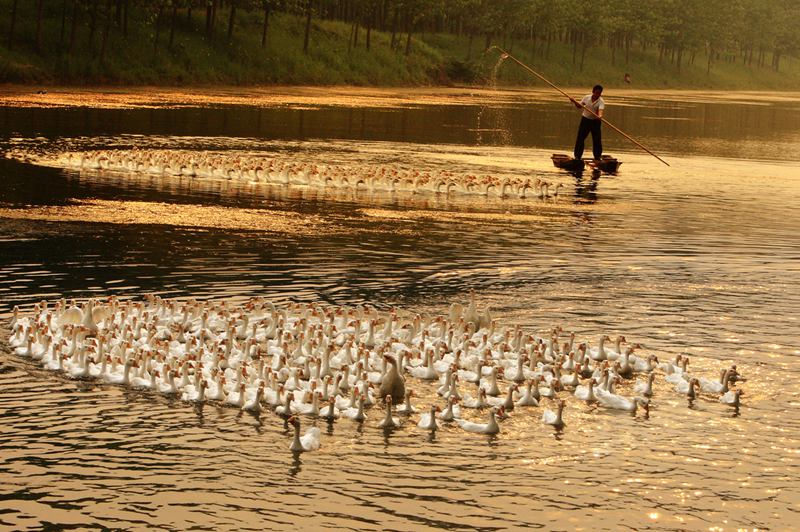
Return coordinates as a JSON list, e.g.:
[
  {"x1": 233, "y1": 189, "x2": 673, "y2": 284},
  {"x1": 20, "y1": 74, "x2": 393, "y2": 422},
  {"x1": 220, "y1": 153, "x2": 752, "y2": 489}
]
[{"x1": 1, "y1": 0, "x2": 799, "y2": 89}]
